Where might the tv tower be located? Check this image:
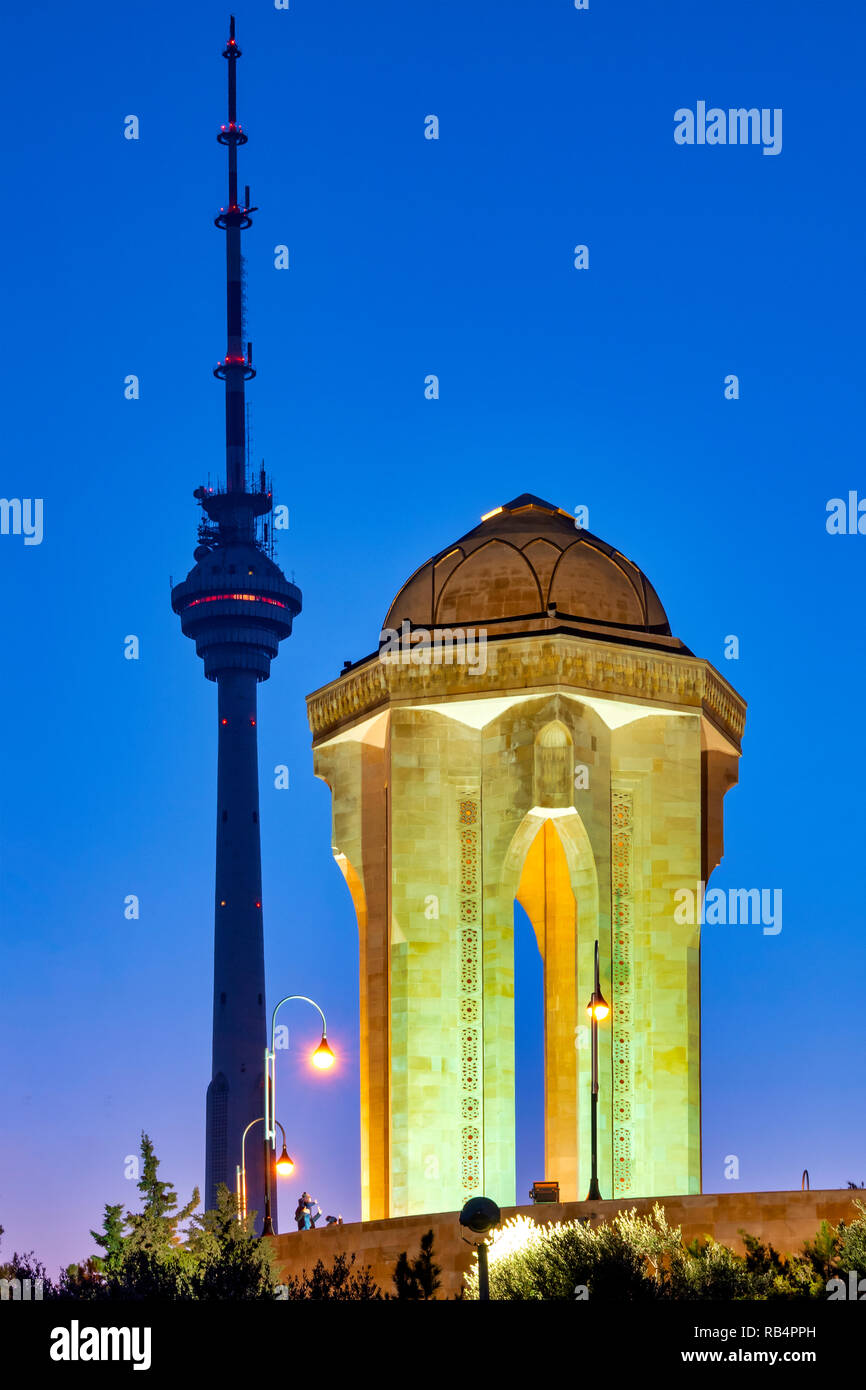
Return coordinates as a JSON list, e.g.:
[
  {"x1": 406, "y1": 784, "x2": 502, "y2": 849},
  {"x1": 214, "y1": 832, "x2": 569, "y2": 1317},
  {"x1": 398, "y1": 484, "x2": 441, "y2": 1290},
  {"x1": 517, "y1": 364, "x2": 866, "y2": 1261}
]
[{"x1": 171, "y1": 17, "x2": 301, "y2": 1226}]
